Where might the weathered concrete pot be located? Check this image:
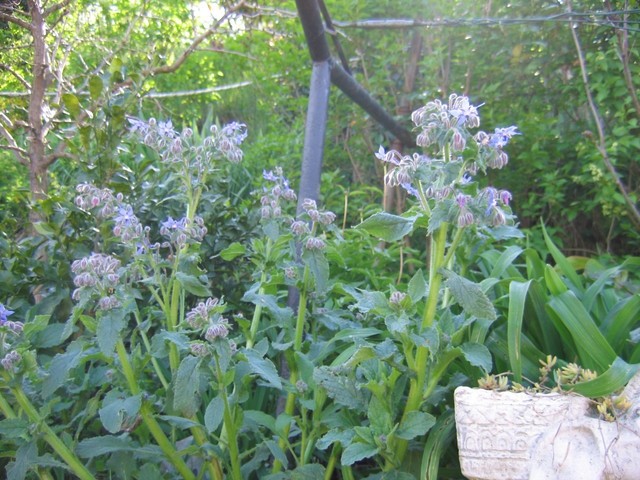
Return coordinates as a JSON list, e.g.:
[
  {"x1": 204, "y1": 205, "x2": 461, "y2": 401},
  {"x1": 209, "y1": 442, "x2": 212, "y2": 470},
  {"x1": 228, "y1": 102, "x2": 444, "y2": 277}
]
[{"x1": 453, "y1": 373, "x2": 640, "y2": 480}]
